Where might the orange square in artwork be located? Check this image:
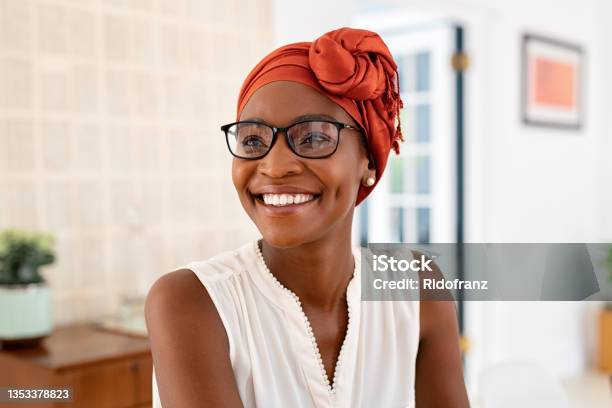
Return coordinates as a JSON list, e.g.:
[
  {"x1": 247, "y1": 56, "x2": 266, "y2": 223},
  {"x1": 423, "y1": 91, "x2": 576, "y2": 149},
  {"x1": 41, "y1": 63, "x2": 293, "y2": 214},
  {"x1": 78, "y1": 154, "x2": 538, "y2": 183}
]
[{"x1": 533, "y1": 57, "x2": 576, "y2": 109}]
